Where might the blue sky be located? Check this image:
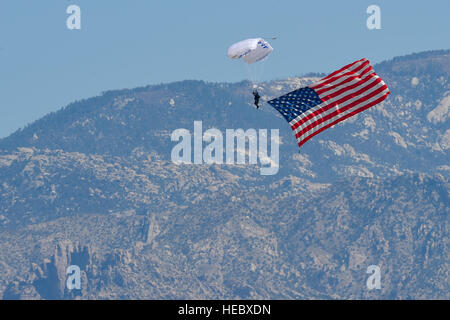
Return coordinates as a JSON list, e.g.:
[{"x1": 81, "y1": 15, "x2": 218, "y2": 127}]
[{"x1": 0, "y1": 0, "x2": 449, "y2": 138}]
